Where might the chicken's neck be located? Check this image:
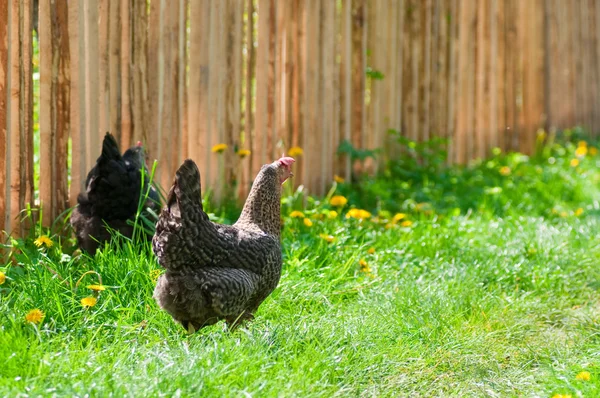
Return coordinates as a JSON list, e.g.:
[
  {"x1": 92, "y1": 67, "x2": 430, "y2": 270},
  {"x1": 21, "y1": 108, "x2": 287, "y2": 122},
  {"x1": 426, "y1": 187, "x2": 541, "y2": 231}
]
[{"x1": 237, "y1": 173, "x2": 281, "y2": 236}]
